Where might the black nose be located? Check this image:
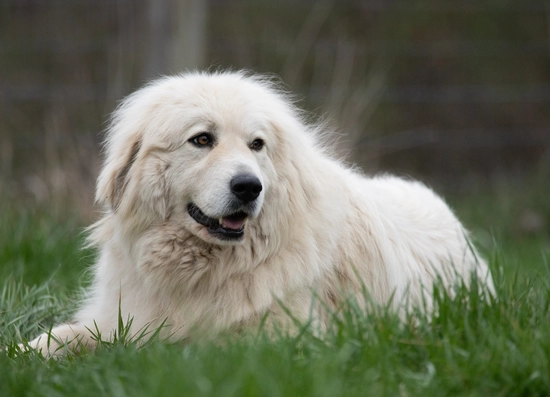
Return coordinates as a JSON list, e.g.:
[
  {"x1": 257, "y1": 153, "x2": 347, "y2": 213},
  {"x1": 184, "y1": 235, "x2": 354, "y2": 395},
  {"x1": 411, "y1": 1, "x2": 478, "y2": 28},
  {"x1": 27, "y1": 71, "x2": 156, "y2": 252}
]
[{"x1": 230, "y1": 174, "x2": 262, "y2": 203}]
